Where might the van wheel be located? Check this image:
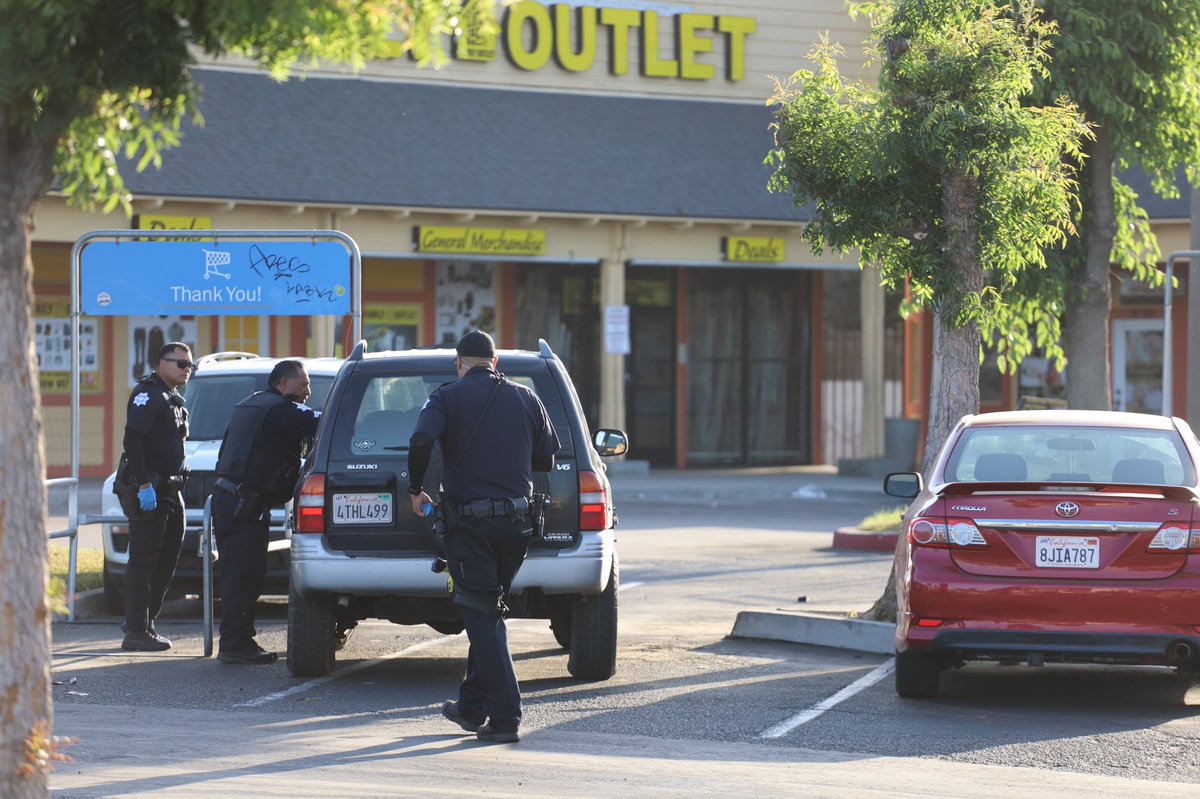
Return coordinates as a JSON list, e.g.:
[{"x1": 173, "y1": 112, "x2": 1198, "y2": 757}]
[
  {"x1": 567, "y1": 556, "x2": 618, "y2": 680},
  {"x1": 102, "y1": 561, "x2": 124, "y2": 616},
  {"x1": 287, "y1": 580, "x2": 336, "y2": 677},
  {"x1": 895, "y1": 650, "x2": 941, "y2": 698}
]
